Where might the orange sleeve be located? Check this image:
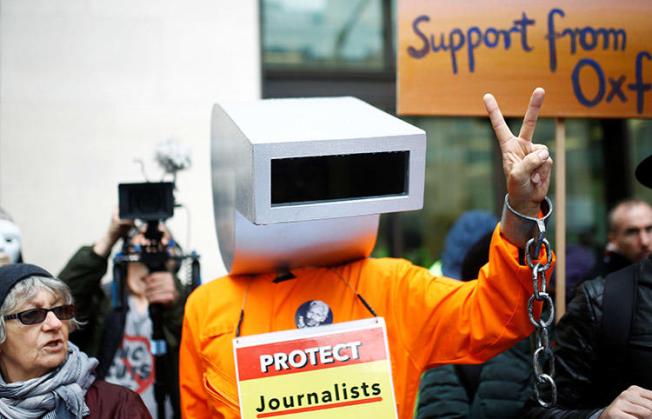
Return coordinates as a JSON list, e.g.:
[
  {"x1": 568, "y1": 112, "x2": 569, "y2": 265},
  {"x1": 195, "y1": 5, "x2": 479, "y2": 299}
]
[
  {"x1": 179, "y1": 292, "x2": 213, "y2": 419},
  {"x1": 387, "y1": 224, "x2": 555, "y2": 369}
]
